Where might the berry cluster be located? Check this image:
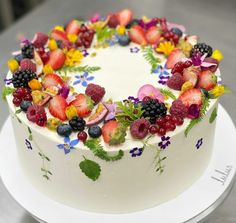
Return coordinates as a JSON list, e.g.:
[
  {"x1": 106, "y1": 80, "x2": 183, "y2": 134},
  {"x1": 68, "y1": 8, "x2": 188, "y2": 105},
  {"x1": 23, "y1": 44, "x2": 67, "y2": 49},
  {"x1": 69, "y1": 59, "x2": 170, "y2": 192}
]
[
  {"x1": 76, "y1": 24, "x2": 95, "y2": 48},
  {"x1": 12, "y1": 87, "x2": 32, "y2": 106},
  {"x1": 12, "y1": 70, "x2": 37, "y2": 88},
  {"x1": 190, "y1": 43, "x2": 213, "y2": 57},
  {"x1": 69, "y1": 116, "x2": 86, "y2": 131},
  {"x1": 21, "y1": 44, "x2": 34, "y2": 59},
  {"x1": 26, "y1": 105, "x2": 47, "y2": 127},
  {"x1": 171, "y1": 60, "x2": 193, "y2": 74},
  {"x1": 162, "y1": 30, "x2": 180, "y2": 45}
]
